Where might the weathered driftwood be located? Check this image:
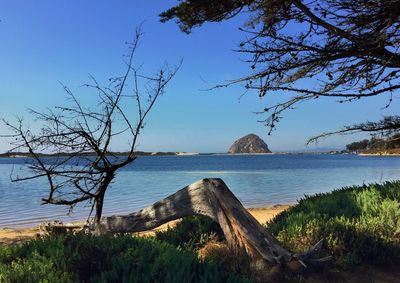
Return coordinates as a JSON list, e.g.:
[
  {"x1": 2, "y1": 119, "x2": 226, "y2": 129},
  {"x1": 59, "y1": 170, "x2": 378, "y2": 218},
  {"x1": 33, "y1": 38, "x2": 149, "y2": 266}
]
[
  {"x1": 39, "y1": 221, "x2": 83, "y2": 236},
  {"x1": 95, "y1": 178, "x2": 331, "y2": 266}
]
